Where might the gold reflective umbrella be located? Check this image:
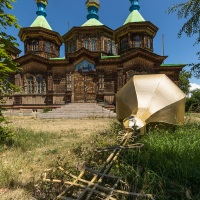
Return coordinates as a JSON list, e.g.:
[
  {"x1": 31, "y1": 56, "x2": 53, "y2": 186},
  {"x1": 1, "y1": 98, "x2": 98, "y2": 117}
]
[{"x1": 116, "y1": 74, "x2": 186, "y2": 134}]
